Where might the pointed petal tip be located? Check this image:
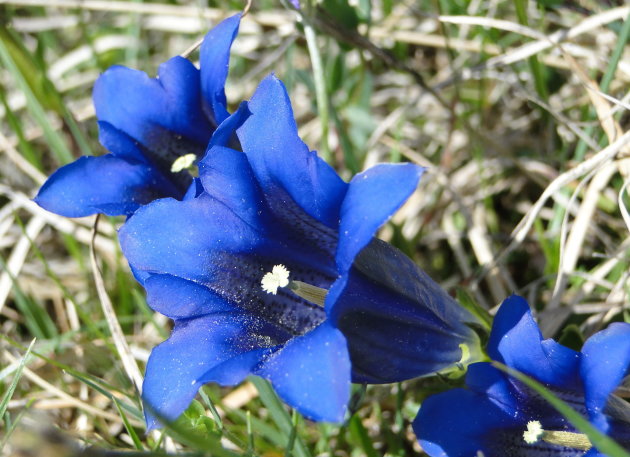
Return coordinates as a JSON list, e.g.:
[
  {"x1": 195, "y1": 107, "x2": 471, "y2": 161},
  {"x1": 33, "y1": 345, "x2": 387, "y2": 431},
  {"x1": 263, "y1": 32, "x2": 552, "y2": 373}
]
[
  {"x1": 253, "y1": 73, "x2": 288, "y2": 101},
  {"x1": 93, "y1": 63, "x2": 130, "y2": 84},
  {"x1": 496, "y1": 294, "x2": 531, "y2": 317},
  {"x1": 199, "y1": 13, "x2": 242, "y2": 124},
  {"x1": 335, "y1": 162, "x2": 425, "y2": 274},
  {"x1": 34, "y1": 155, "x2": 157, "y2": 218},
  {"x1": 202, "y1": 12, "x2": 241, "y2": 41},
  {"x1": 258, "y1": 322, "x2": 351, "y2": 423}
]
